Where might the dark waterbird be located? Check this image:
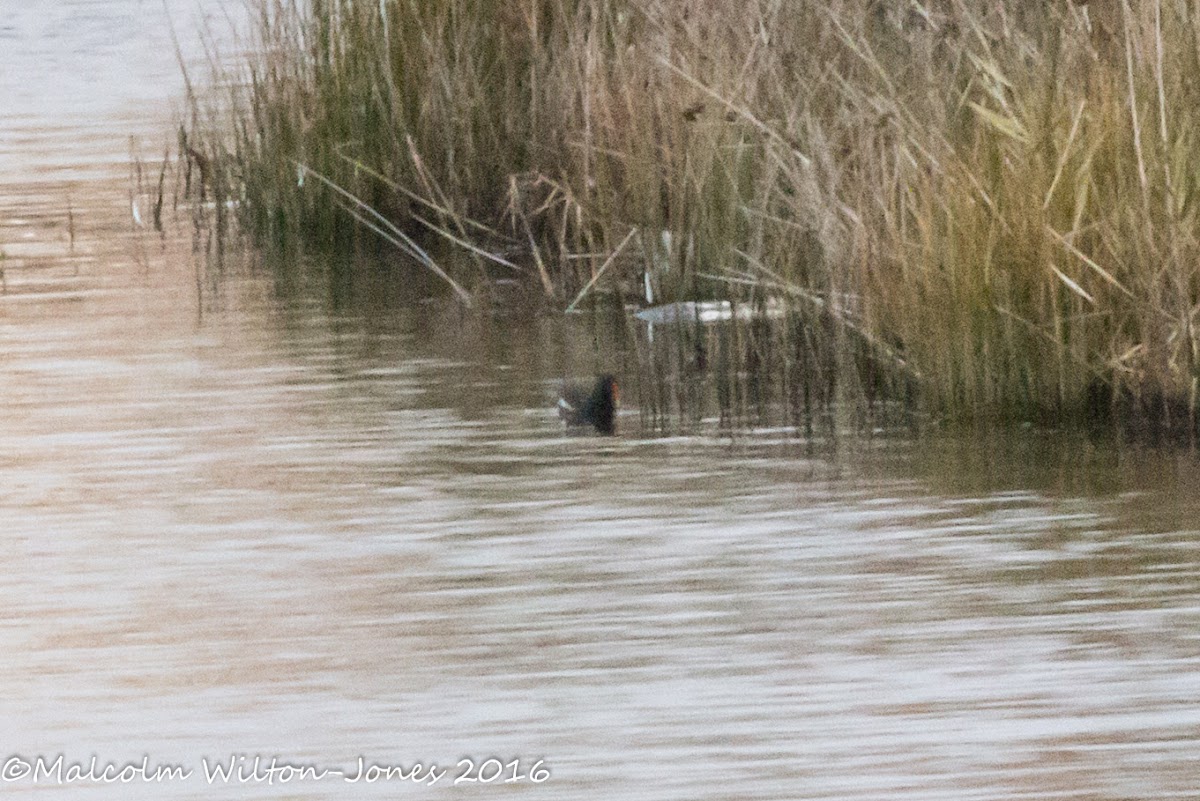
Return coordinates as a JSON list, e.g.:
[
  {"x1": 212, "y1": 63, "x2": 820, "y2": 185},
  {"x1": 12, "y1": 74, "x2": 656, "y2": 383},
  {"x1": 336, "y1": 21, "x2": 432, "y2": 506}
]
[{"x1": 558, "y1": 375, "x2": 619, "y2": 434}]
